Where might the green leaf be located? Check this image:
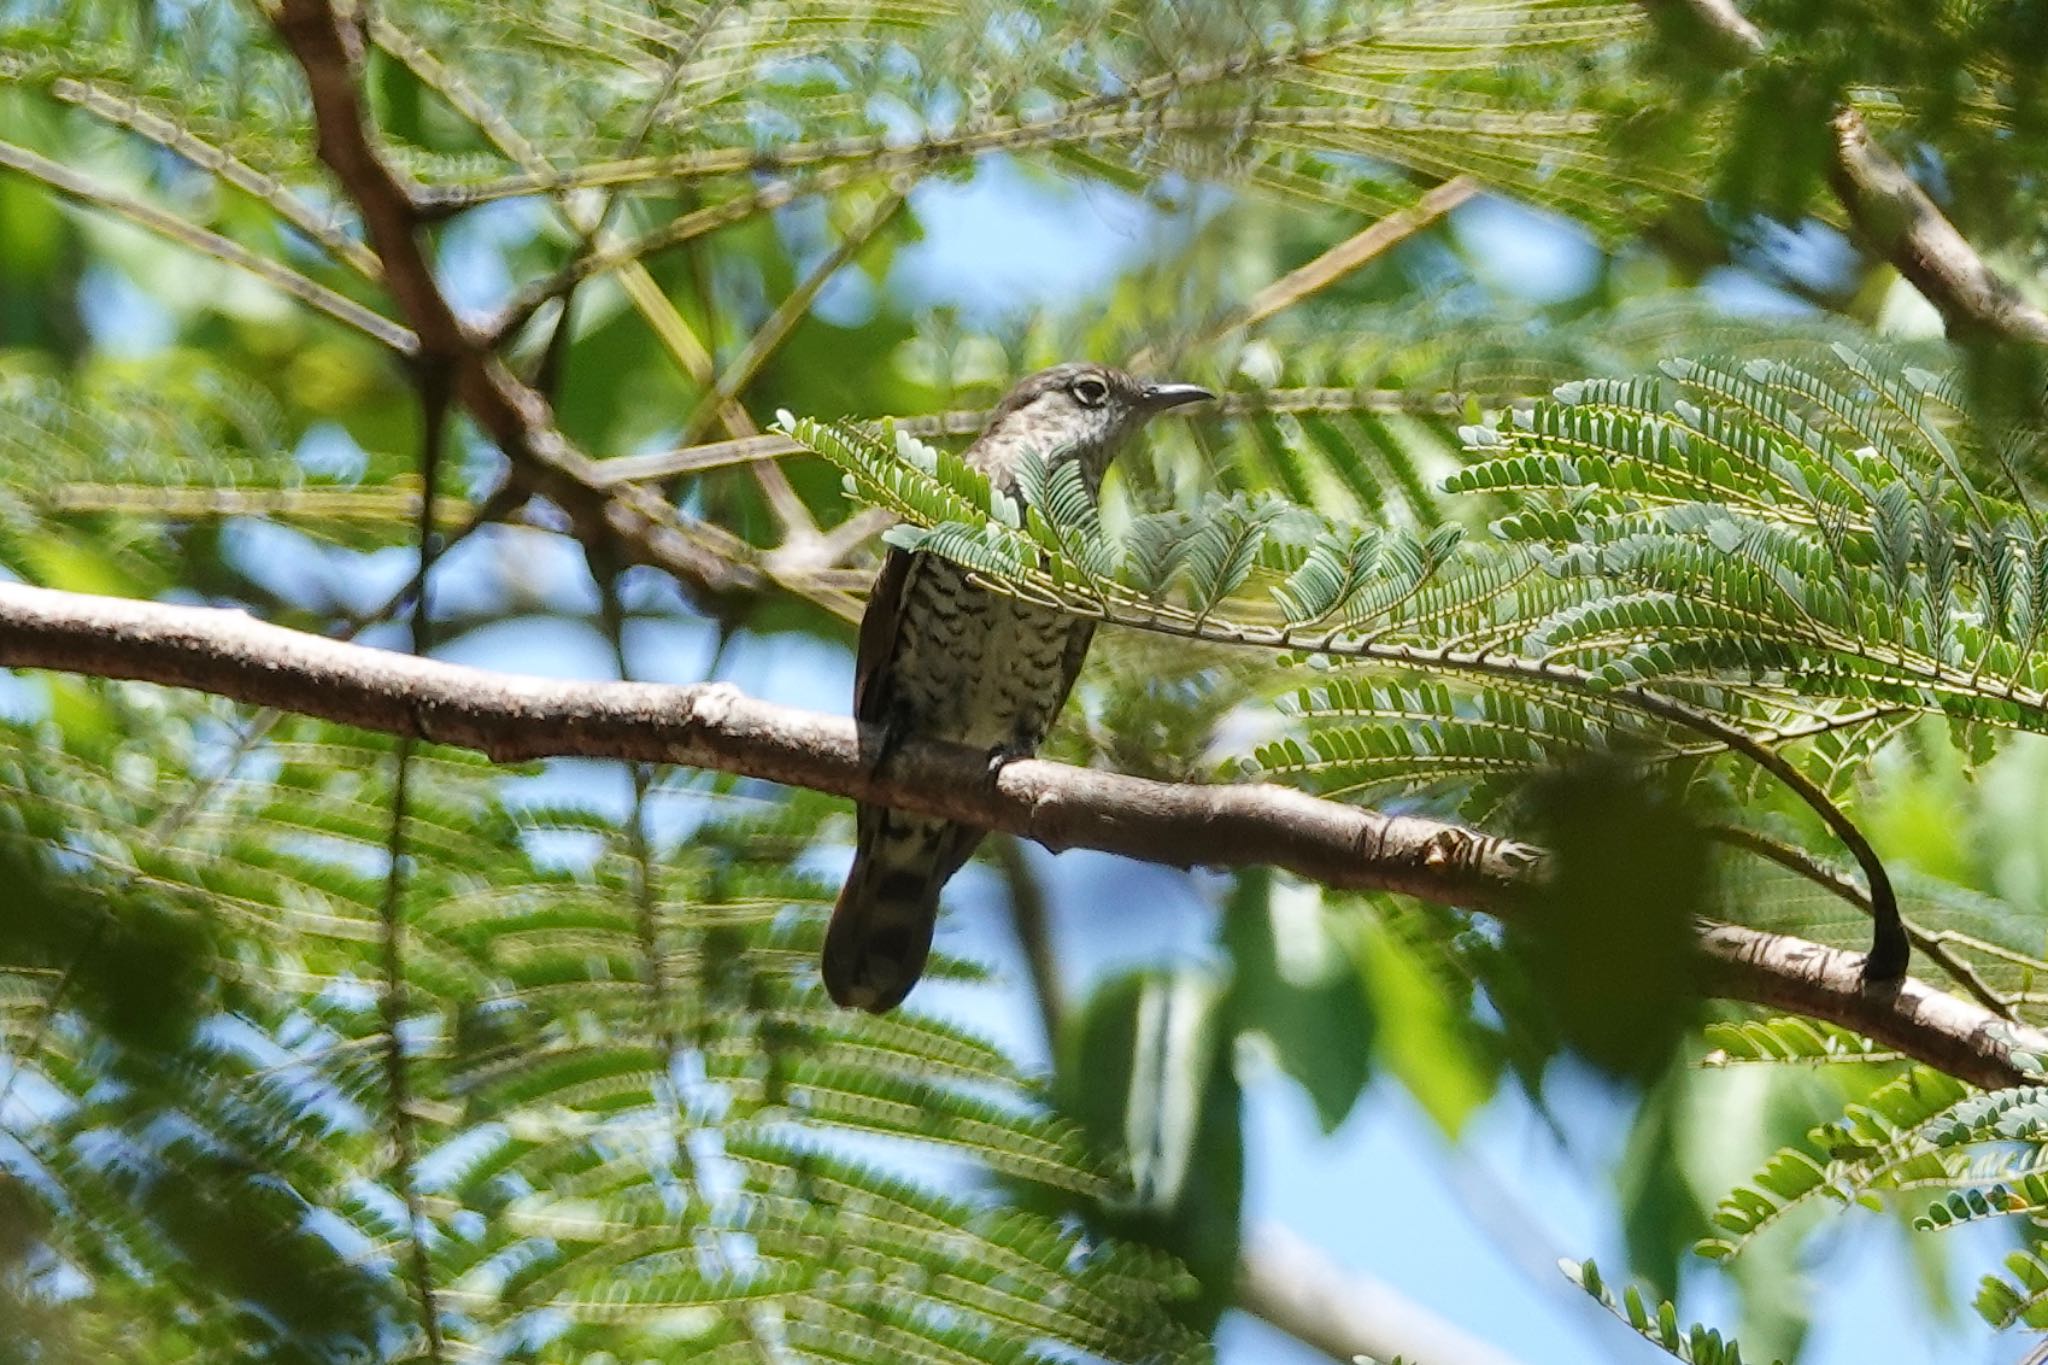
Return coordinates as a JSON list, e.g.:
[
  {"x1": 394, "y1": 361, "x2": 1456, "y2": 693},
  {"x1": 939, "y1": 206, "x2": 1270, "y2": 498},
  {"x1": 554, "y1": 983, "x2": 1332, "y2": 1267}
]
[
  {"x1": 1357, "y1": 916, "x2": 1497, "y2": 1138},
  {"x1": 1221, "y1": 869, "x2": 1374, "y2": 1133},
  {"x1": 1510, "y1": 764, "x2": 1705, "y2": 1083},
  {"x1": 1566, "y1": 1258, "x2": 1785, "y2": 1364},
  {"x1": 1056, "y1": 967, "x2": 1244, "y2": 1329}
]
